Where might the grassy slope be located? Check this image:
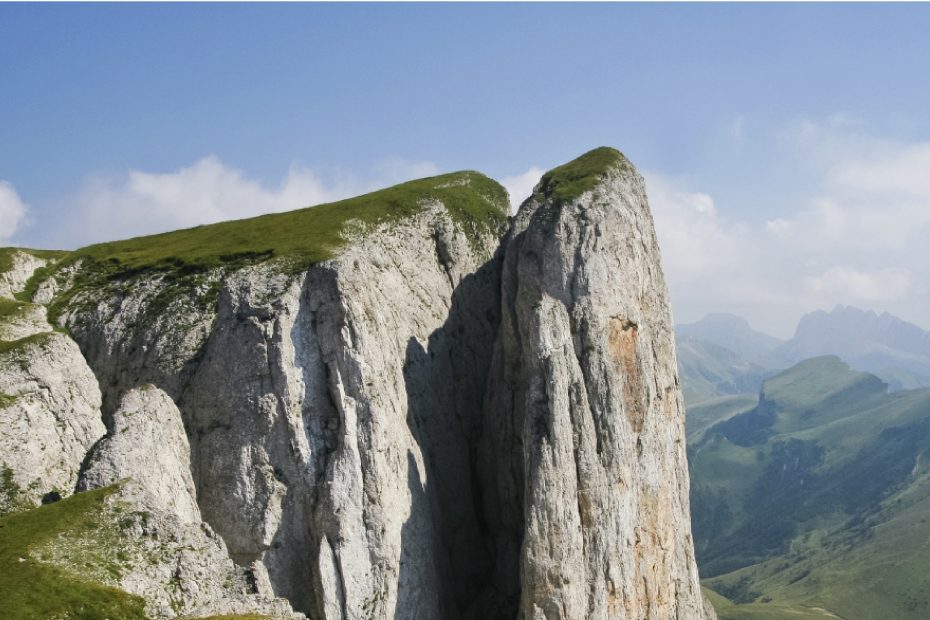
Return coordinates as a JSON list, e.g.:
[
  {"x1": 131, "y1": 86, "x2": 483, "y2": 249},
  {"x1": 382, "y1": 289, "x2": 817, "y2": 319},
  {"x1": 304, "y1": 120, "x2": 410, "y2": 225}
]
[
  {"x1": 68, "y1": 170, "x2": 507, "y2": 276},
  {"x1": 693, "y1": 356, "x2": 930, "y2": 619},
  {"x1": 0, "y1": 486, "x2": 147, "y2": 620},
  {"x1": 708, "y1": 468, "x2": 930, "y2": 619},
  {"x1": 686, "y1": 394, "x2": 759, "y2": 443},
  {"x1": 12, "y1": 171, "x2": 509, "y2": 323},
  {"x1": 677, "y1": 335, "x2": 769, "y2": 407},
  {"x1": 706, "y1": 587, "x2": 840, "y2": 620},
  {"x1": 533, "y1": 146, "x2": 628, "y2": 203},
  {"x1": 0, "y1": 248, "x2": 68, "y2": 277}
]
